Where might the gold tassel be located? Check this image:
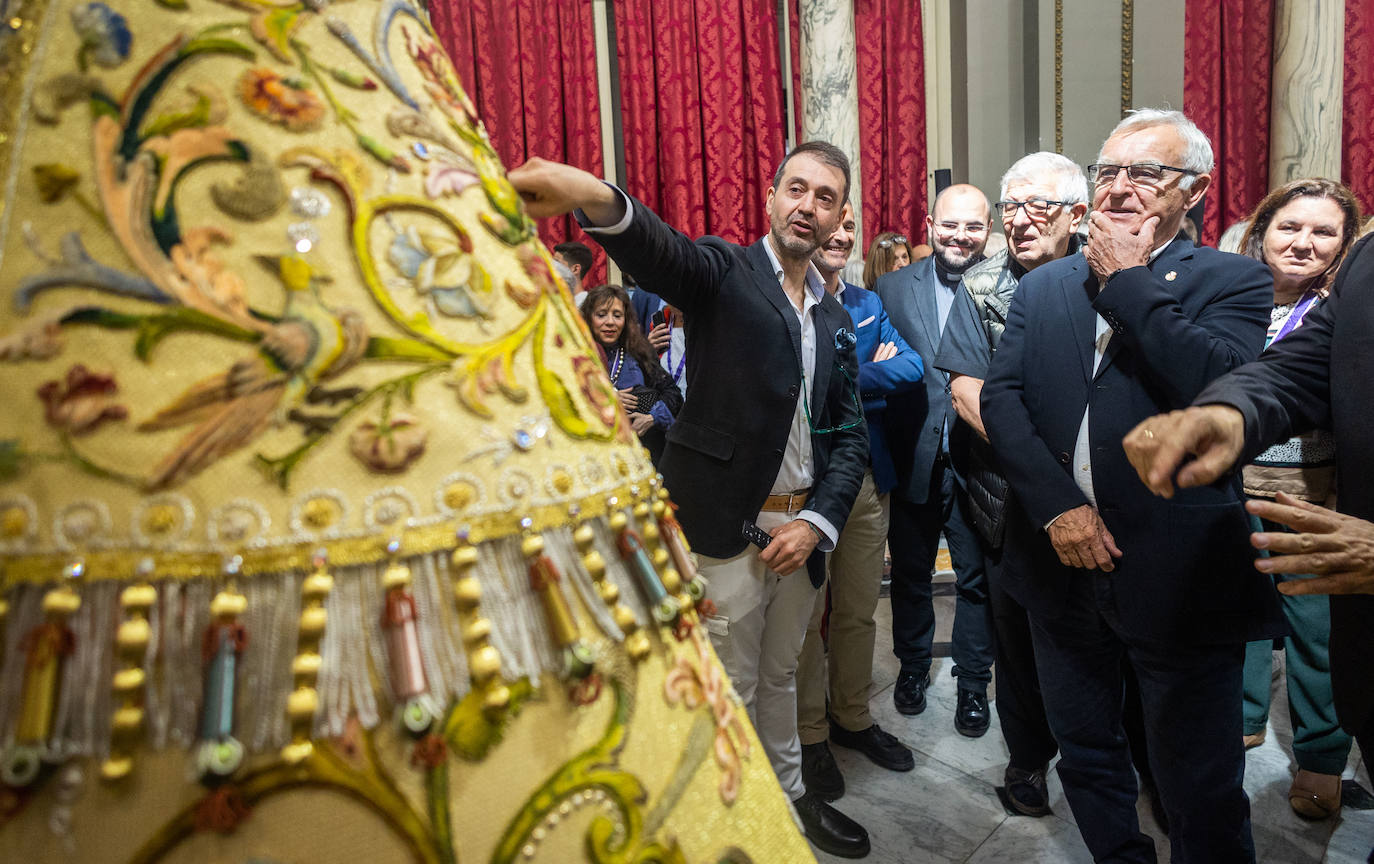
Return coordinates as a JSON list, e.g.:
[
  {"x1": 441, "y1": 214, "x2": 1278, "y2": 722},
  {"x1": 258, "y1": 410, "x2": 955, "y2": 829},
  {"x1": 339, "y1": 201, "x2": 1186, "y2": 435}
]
[
  {"x1": 451, "y1": 540, "x2": 509, "y2": 718},
  {"x1": 101, "y1": 560, "x2": 157, "y2": 781},
  {"x1": 1, "y1": 569, "x2": 81, "y2": 787},
  {"x1": 522, "y1": 535, "x2": 598, "y2": 703},
  {"x1": 573, "y1": 522, "x2": 649, "y2": 662},
  {"x1": 282, "y1": 552, "x2": 332, "y2": 764}
]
